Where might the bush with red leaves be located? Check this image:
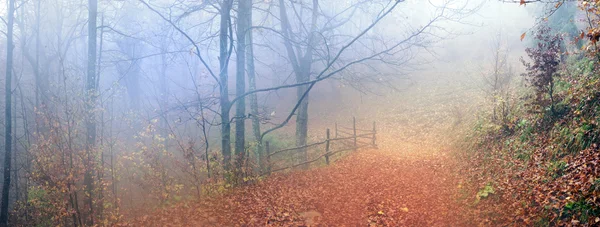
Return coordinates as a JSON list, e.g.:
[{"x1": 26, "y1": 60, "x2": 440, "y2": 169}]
[{"x1": 521, "y1": 26, "x2": 563, "y2": 115}]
